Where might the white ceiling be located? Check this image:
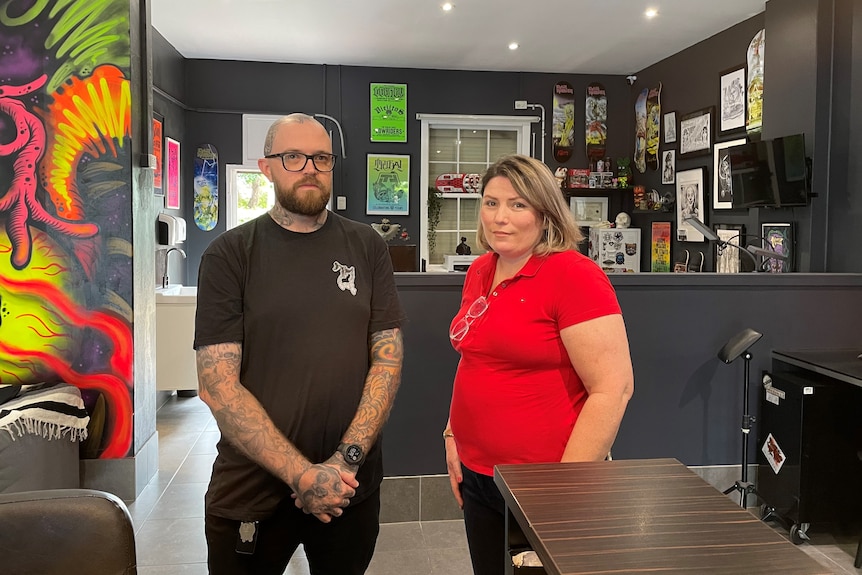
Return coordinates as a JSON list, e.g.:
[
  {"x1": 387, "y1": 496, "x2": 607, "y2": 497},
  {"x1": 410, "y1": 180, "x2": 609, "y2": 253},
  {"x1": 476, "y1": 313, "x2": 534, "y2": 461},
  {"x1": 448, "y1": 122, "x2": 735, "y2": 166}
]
[{"x1": 151, "y1": 0, "x2": 766, "y2": 75}]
